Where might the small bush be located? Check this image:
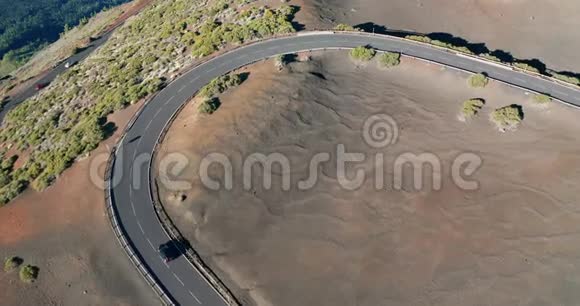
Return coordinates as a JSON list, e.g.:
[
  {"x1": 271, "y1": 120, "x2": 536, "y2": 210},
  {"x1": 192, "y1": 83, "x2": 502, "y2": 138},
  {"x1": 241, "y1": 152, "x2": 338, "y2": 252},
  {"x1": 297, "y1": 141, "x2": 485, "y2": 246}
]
[
  {"x1": 378, "y1": 52, "x2": 401, "y2": 68},
  {"x1": 275, "y1": 54, "x2": 288, "y2": 70},
  {"x1": 4, "y1": 256, "x2": 22, "y2": 272},
  {"x1": 533, "y1": 94, "x2": 552, "y2": 105},
  {"x1": 349, "y1": 46, "x2": 376, "y2": 61},
  {"x1": 198, "y1": 74, "x2": 243, "y2": 98},
  {"x1": 451, "y1": 45, "x2": 474, "y2": 55},
  {"x1": 19, "y1": 264, "x2": 39, "y2": 283},
  {"x1": 198, "y1": 97, "x2": 221, "y2": 114},
  {"x1": 461, "y1": 98, "x2": 485, "y2": 120},
  {"x1": 405, "y1": 35, "x2": 431, "y2": 43},
  {"x1": 468, "y1": 73, "x2": 489, "y2": 88},
  {"x1": 550, "y1": 71, "x2": 580, "y2": 86},
  {"x1": 513, "y1": 62, "x2": 540, "y2": 73},
  {"x1": 491, "y1": 105, "x2": 524, "y2": 131},
  {"x1": 334, "y1": 24, "x2": 356, "y2": 31},
  {"x1": 480, "y1": 53, "x2": 501, "y2": 62}
]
